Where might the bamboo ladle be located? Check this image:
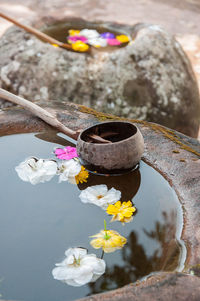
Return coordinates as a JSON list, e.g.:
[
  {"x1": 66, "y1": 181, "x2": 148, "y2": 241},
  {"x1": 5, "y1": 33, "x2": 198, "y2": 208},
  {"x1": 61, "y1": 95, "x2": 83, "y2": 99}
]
[
  {"x1": 0, "y1": 12, "x2": 90, "y2": 52},
  {"x1": 0, "y1": 89, "x2": 144, "y2": 172},
  {"x1": 0, "y1": 88, "x2": 111, "y2": 143}
]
